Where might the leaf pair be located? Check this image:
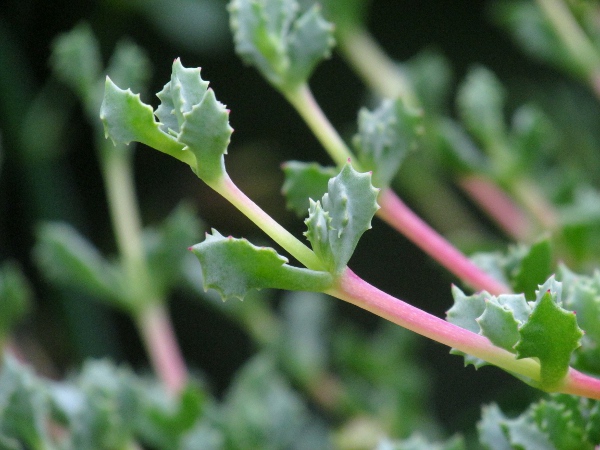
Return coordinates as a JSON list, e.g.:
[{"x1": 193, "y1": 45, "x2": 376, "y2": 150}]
[
  {"x1": 191, "y1": 163, "x2": 379, "y2": 300},
  {"x1": 101, "y1": 59, "x2": 232, "y2": 184},
  {"x1": 229, "y1": 0, "x2": 335, "y2": 91},
  {"x1": 447, "y1": 276, "x2": 583, "y2": 389}
]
